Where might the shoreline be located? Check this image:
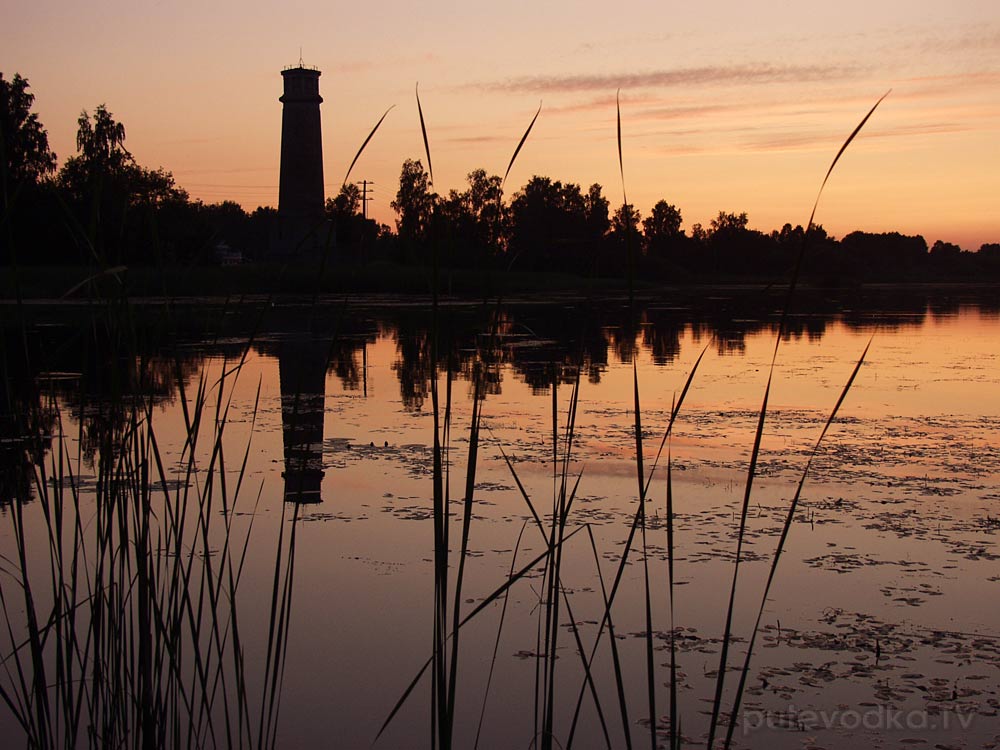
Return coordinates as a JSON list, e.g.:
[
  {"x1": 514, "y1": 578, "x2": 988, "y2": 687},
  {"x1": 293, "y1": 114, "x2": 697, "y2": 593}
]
[{"x1": 3, "y1": 262, "x2": 1000, "y2": 304}]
